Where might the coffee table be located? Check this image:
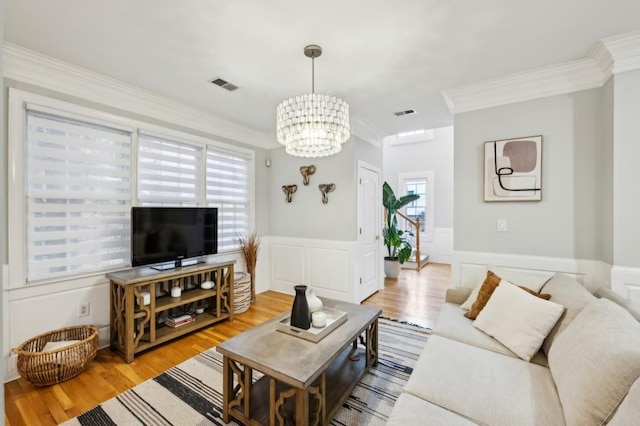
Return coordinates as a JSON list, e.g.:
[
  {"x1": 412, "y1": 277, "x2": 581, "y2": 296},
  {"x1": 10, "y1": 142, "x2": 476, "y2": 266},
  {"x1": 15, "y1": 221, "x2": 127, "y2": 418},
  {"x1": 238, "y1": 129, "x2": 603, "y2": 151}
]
[{"x1": 216, "y1": 299, "x2": 381, "y2": 425}]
